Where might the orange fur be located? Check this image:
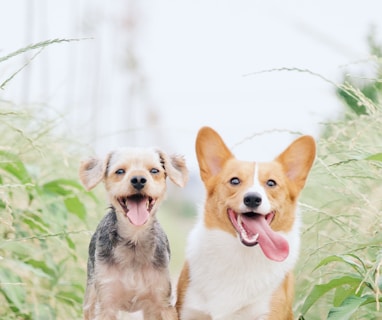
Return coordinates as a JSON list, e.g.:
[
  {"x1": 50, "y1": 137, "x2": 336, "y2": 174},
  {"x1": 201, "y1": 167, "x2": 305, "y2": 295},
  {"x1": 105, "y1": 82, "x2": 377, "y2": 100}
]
[
  {"x1": 175, "y1": 261, "x2": 190, "y2": 312},
  {"x1": 269, "y1": 272, "x2": 294, "y2": 320},
  {"x1": 176, "y1": 127, "x2": 316, "y2": 319}
]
